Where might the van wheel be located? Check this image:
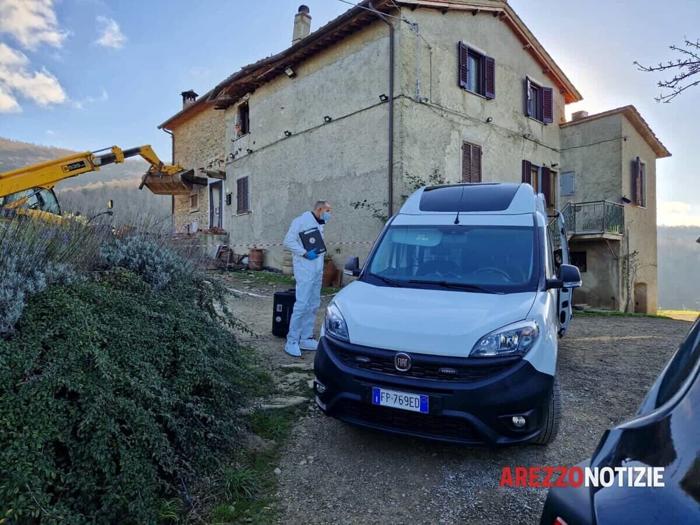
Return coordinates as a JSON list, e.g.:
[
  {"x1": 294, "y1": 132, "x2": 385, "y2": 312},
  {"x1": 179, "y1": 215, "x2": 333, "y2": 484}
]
[{"x1": 532, "y1": 377, "x2": 561, "y2": 446}]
